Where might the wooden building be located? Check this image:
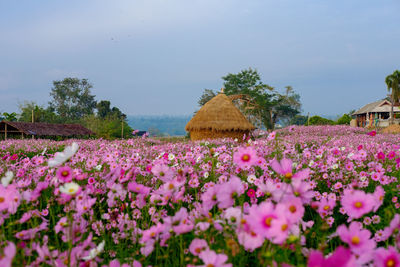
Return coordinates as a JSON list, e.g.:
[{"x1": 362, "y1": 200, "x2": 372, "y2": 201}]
[
  {"x1": 352, "y1": 99, "x2": 400, "y2": 127},
  {"x1": 0, "y1": 121, "x2": 94, "y2": 139}
]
